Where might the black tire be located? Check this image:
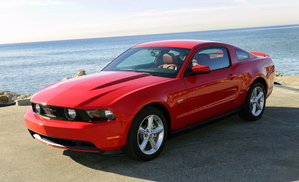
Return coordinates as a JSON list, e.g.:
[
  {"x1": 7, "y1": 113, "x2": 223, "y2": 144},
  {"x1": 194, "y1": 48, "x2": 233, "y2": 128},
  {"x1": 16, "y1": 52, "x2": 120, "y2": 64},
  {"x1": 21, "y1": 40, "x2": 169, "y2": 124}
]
[
  {"x1": 125, "y1": 106, "x2": 168, "y2": 161},
  {"x1": 239, "y1": 82, "x2": 266, "y2": 121}
]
